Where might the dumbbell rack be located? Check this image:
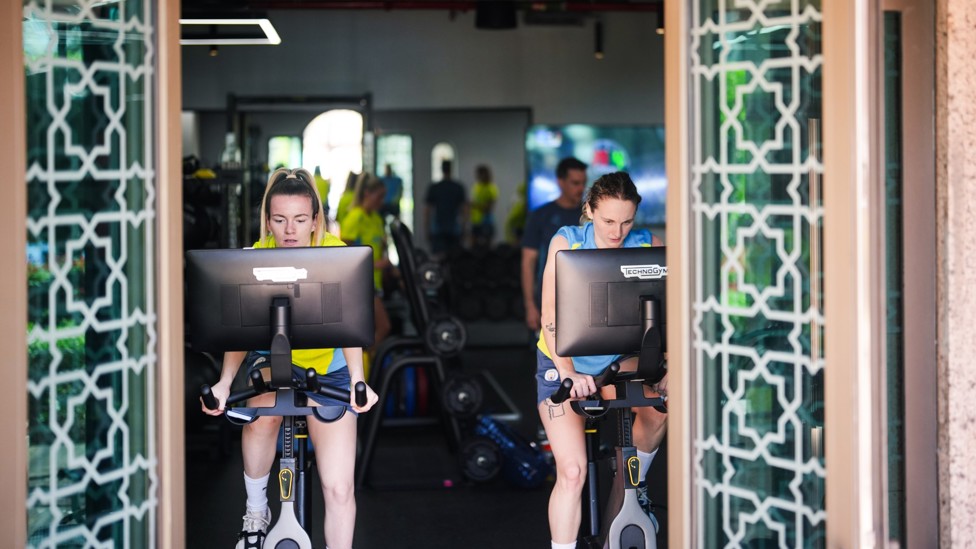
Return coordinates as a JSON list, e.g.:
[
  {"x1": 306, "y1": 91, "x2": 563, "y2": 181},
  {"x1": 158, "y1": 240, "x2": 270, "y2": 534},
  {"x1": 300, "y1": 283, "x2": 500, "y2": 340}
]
[
  {"x1": 358, "y1": 219, "x2": 525, "y2": 488},
  {"x1": 355, "y1": 335, "x2": 463, "y2": 488}
]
